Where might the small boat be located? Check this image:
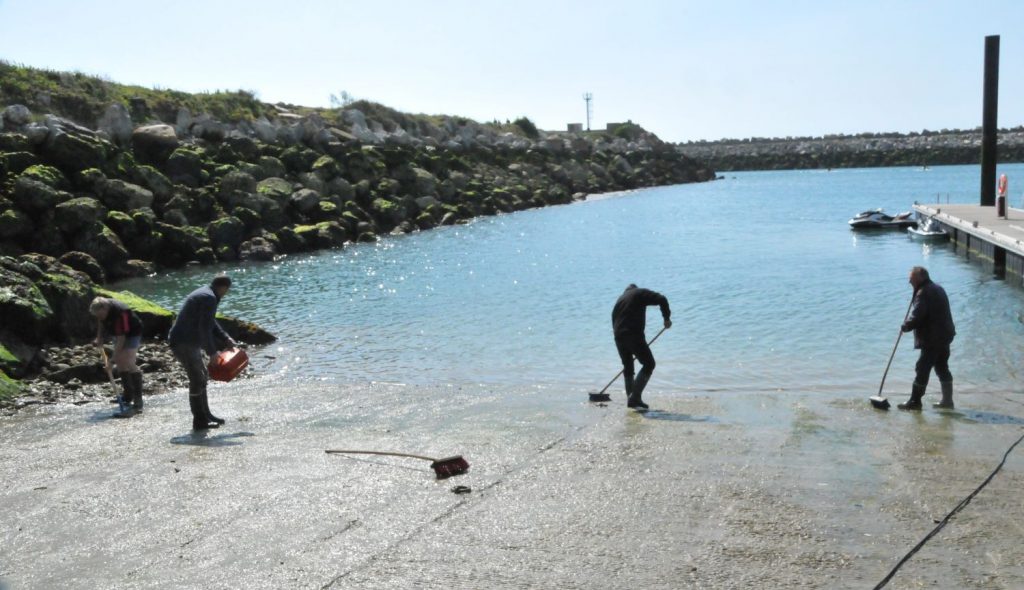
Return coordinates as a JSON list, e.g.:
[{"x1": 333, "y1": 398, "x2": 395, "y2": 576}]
[
  {"x1": 907, "y1": 216, "x2": 949, "y2": 241},
  {"x1": 848, "y1": 209, "x2": 917, "y2": 230}
]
